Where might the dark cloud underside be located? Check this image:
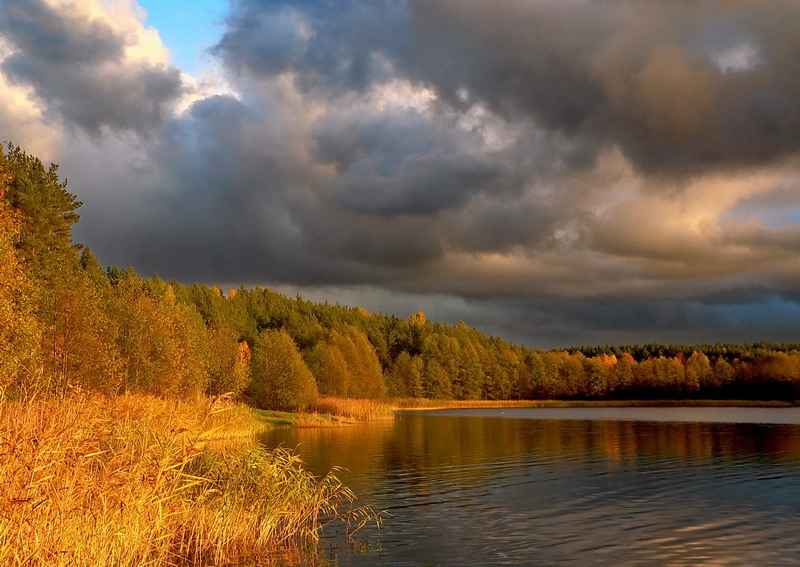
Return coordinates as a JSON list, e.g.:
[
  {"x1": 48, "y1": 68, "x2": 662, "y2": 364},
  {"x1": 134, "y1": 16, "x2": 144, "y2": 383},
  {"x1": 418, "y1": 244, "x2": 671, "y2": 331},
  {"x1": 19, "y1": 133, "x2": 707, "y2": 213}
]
[{"x1": 4, "y1": 0, "x2": 800, "y2": 346}]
